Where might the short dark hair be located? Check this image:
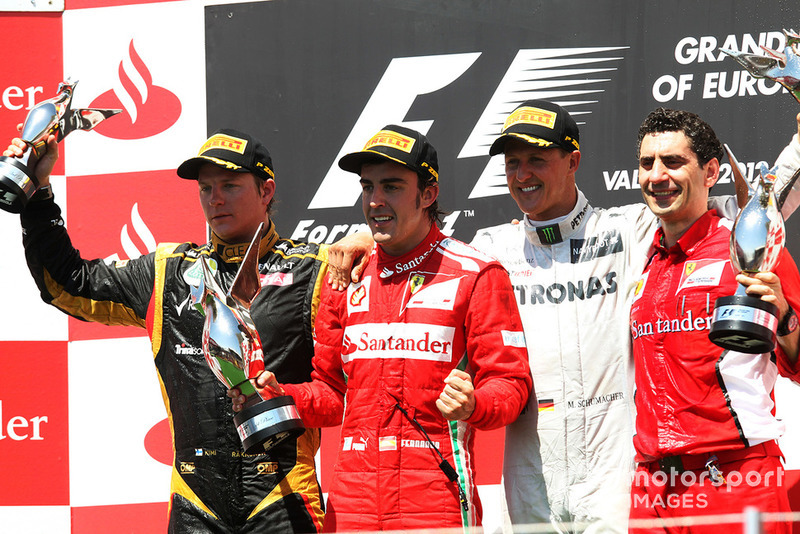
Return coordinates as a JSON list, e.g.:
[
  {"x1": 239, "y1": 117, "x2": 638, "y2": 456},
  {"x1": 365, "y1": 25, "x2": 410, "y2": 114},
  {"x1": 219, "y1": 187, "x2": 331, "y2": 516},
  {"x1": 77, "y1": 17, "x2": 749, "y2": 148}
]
[
  {"x1": 636, "y1": 108, "x2": 724, "y2": 167},
  {"x1": 416, "y1": 172, "x2": 447, "y2": 227}
]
